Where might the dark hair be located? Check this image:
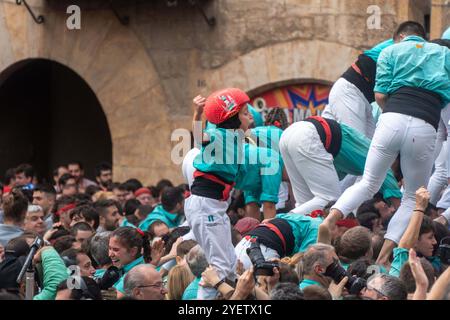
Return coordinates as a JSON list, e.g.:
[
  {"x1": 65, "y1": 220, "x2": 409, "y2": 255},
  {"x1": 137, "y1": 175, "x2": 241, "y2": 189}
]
[
  {"x1": 33, "y1": 184, "x2": 56, "y2": 197},
  {"x1": 278, "y1": 262, "x2": 300, "y2": 285},
  {"x1": 161, "y1": 187, "x2": 185, "y2": 212},
  {"x1": 148, "y1": 220, "x2": 169, "y2": 238},
  {"x1": 137, "y1": 205, "x2": 153, "y2": 219},
  {"x1": 264, "y1": 107, "x2": 288, "y2": 130},
  {"x1": 0, "y1": 290, "x2": 21, "y2": 300},
  {"x1": 53, "y1": 235, "x2": 76, "y2": 254},
  {"x1": 430, "y1": 38, "x2": 450, "y2": 49},
  {"x1": 60, "y1": 248, "x2": 83, "y2": 266},
  {"x1": 95, "y1": 162, "x2": 112, "y2": 178},
  {"x1": 71, "y1": 221, "x2": 94, "y2": 236},
  {"x1": 371, "y1": 231, "x2": 386, "y2": 262},
  {"x1": 217, "y1": 112, "x2": 242, "y2": 129},
  {"x1": 399, "y1": 258, "x2": 435, "y2": 293},
  {"x1": 163, "y1": 226, "x2": 191, "y2": 255},
  {"x1": 56, "y1": 276, "x2": 102, "y2": 300},
  {"x1": 3, "y1": 189, "x2": 28, "y2": 224},
  {"x1": 156, "y1": 179, "x2": 174, "y2": 197},
  {"x1": 347, "y1": 258, "x2": 372, "y2": 279},
  {"x1": 118, "y1": 182, "x2": 135, "y2": 193},
  {"x1": 15, "y1": 164, "x2": 34, "y2": 179},
  {"x1": 69, "y1": 205, "x2": 99, "y2": 230},
  {"x1": 52, "y1": 165, "x2": 67, "y2": 177},
  {"x1": 394, "y1": 21, "x2": 427, "y2": 40},
  {"x1": 419, "y1": 216, "x2": 435, "y2": 237},
  {"x1": 85, "y1": 185, "x2": 101, "y2": 197},
  {"x1": 270, "y1": 283, "x2": 304, "y2": 300},
  {"x1": 357, "y1": 211, "x2": 381, "y2": 231},
  {"x1": 73, "y1": 193, "x2": 92, "y2": 203},
  {"x1": 111, "y1": 227, "x2": 151, "y2": 263},
  {"x1": 227, "y1": 192, "x2": 246, "y2": 225},
  {"x1": 51, "y1": 195, "x2": 76, "y2": 223},
  {"x1": 337, "y1": 227, "x2": 372, "y2": 262},
  {"x1": 302, "y1": 285, "x2": 332, "y2": 300},
  {"x1": 58, "y1": 173, "x2": 76, "y2": 187},
  {"x1": 357, "y1": 199, "x2": 380, "y2": 216},
  {"x1": 176, "y1": 240, "x2": 197, "y2": 258},
  {"x1": 124, "y1": 179, "x2": 143, "y2": 192},
  {"x1": 47, "y1": 228, "x2": 70, "y2": 242},
  {"x1": 124, "y1": 199, "x2": 141, "y2": 216},
  {"x1": 432, "y1": 222, "x2": 450, "y2": 259},
  {"x1": 94, "y1": 199, "x2": 120, "y2": 217},
  {"x1": 5, "y1": 237, "x2": 30, "y2": 257},
  {"x1": 4, "y1": 168, "x2": 16, "y2": 185},
  {"x1": 68, "y1": 161, "x2": 84, "y2": 170}
]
